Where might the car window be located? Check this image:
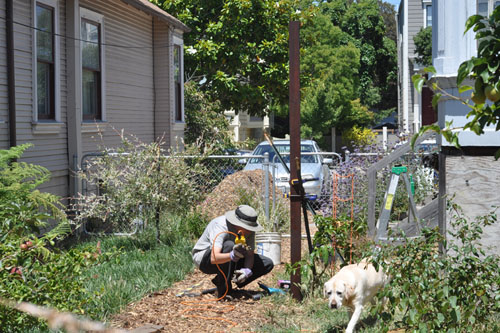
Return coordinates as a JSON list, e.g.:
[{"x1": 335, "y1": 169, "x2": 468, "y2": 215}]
[{"x1": 248, "y1": 144, "x2": 318, "y2": 164}]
